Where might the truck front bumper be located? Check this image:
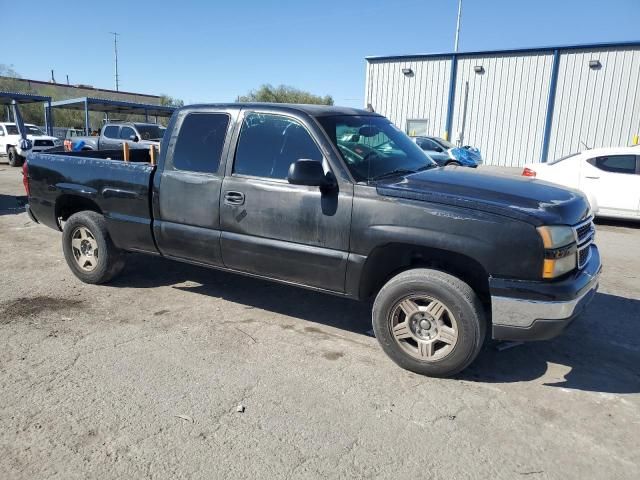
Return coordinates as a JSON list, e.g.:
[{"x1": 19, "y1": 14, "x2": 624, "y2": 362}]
[{"x1": 490, "y1": 246, "x2": 601, "y2": 341}]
